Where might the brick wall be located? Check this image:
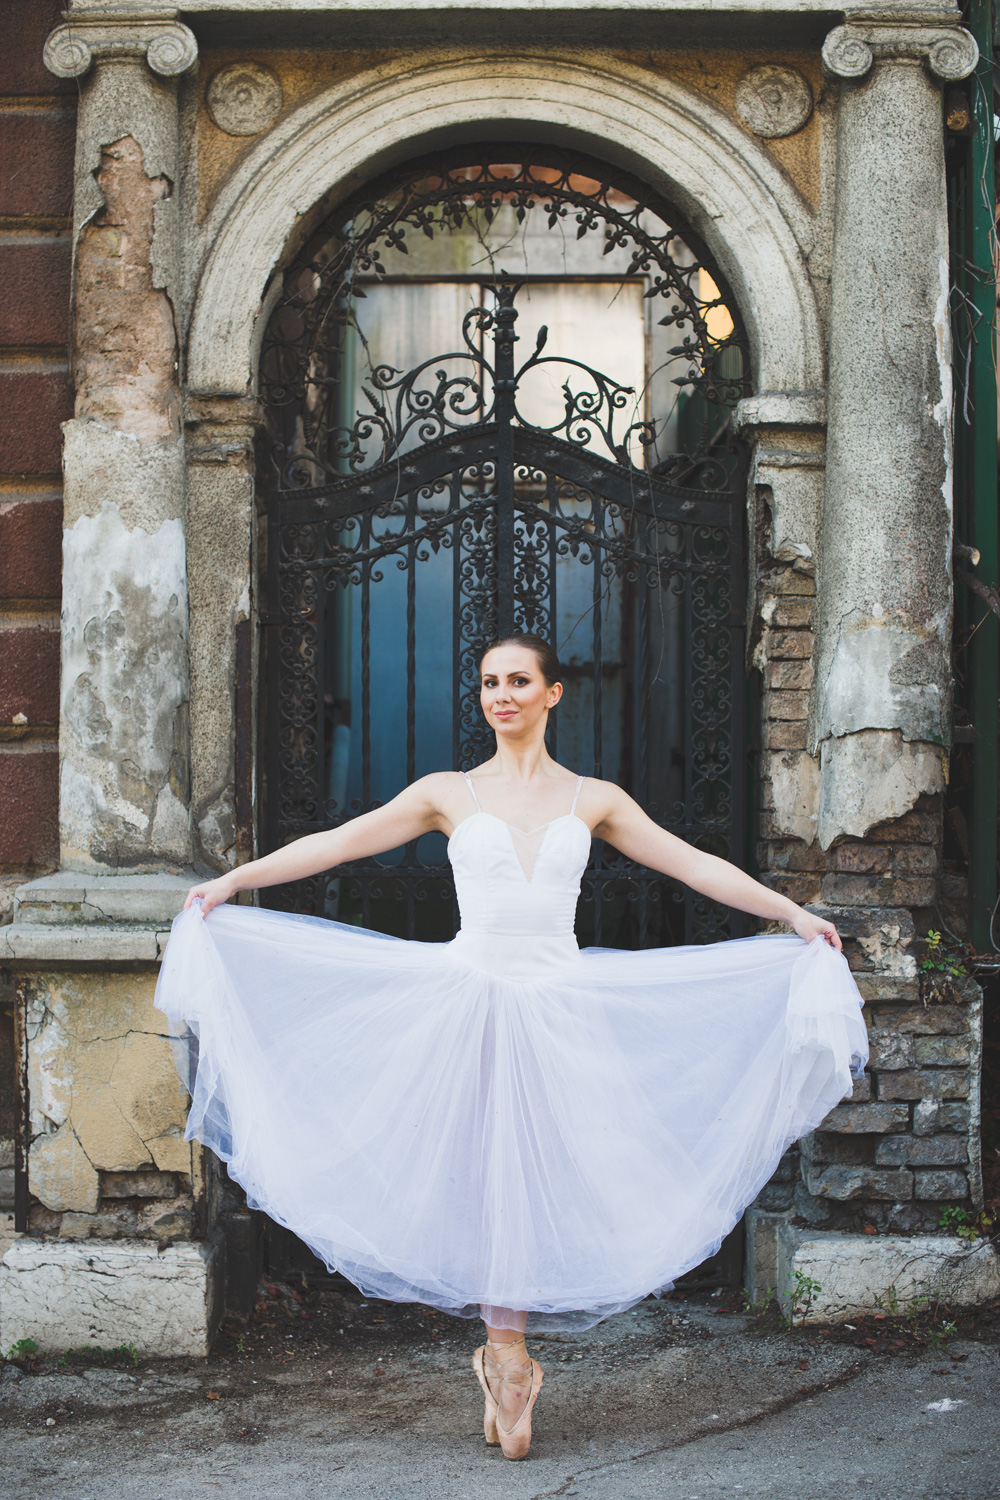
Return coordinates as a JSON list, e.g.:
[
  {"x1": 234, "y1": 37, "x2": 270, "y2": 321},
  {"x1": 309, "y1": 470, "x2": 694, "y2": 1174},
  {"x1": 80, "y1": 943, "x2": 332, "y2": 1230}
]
[
  {"x1": 0, "y1": 0, "x2": 72, "y2": 907},
  {"x1": 753, "y1": 509, "x2": 977, "y2": 1235},
  {"x1": 0, "y1": 0, "x2": 73, "y2": 1213}
]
